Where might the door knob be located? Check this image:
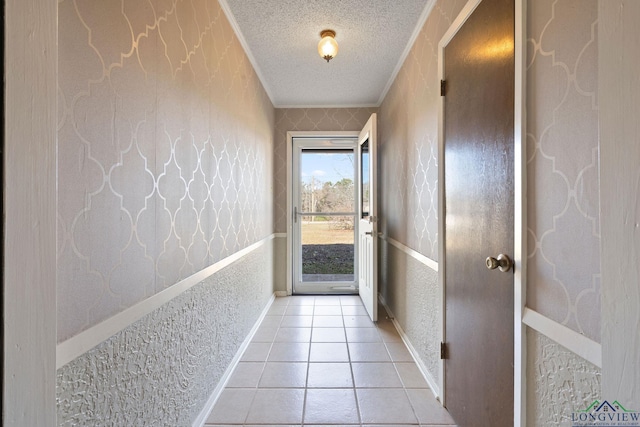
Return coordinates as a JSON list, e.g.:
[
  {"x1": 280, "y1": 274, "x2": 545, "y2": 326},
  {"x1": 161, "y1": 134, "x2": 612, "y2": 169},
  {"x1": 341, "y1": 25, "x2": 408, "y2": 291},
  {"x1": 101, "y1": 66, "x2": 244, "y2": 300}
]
[{"x1": 485, "y1": 254, "x2": 513, "y2": 272}]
